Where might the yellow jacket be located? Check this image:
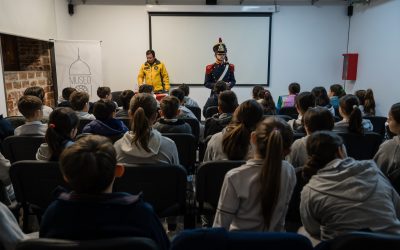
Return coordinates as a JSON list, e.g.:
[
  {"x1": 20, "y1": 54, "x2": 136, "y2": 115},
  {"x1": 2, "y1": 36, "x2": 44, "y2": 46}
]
[{"x1": 137, "y1": 59, "x2": 170, "y2": 92}]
